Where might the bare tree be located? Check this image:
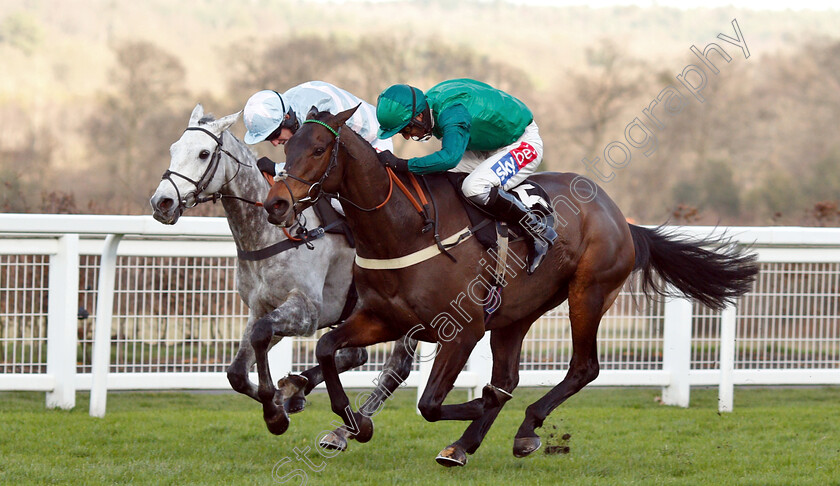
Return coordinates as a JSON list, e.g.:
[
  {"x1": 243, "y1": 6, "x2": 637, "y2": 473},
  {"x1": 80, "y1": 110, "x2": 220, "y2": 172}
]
[
  {"x1": 0, "y1": 103, "x2": 56, "y2": 212},
  {"x1": 562, "y1": 39, "x2": 649, "y2": 157},
  {"x1": 85, "y1": 40, "x2": 188, "y2": 210}
]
